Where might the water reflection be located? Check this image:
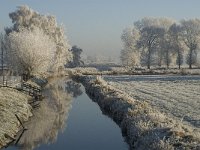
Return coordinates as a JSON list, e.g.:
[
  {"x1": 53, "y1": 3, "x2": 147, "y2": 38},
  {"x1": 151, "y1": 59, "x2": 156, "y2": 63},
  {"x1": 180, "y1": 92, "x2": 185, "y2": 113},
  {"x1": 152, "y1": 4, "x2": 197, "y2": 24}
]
[
  {"x1": 14, "y1": 78, "x2": 82, "y2": 150},
  {"x1": 6, "y1": 77, "x2": 127, "y2": 150},
  {"x1": 65, "y1": 80, "x2": 83, "y2": 98}
]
